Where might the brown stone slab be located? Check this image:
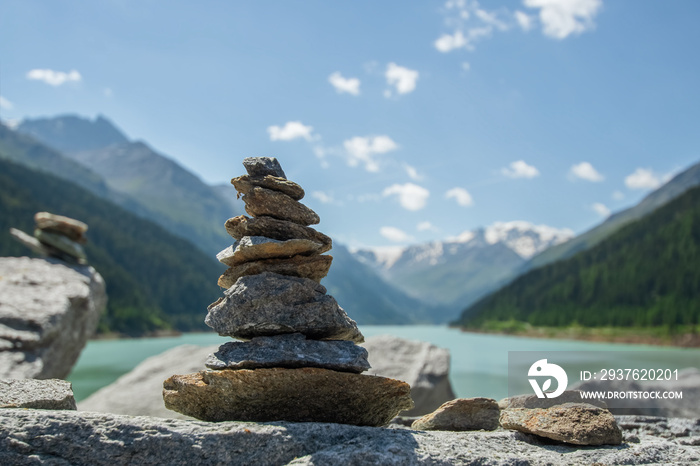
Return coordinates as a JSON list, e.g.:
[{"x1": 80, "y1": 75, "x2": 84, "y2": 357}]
[
  {"x1": 231, "y1": 175, "x2": 304, "y2": 201},
  {"x1": 242, "y1": 187, "x2": 319, "y2": 225},
  {"x1": 224, "y1": 216, "x2": 331, "y2": 253},
  {"x1": 218, "y1": 255, "x2": 332, "y2": 287},
  {"x1": 163, "y1": 367, "x2": 414, "y2": 426}
]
